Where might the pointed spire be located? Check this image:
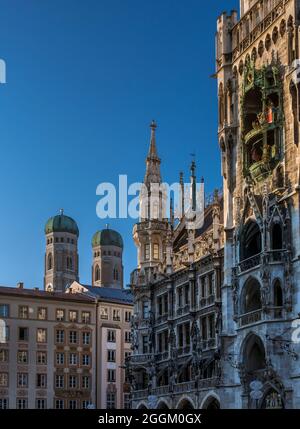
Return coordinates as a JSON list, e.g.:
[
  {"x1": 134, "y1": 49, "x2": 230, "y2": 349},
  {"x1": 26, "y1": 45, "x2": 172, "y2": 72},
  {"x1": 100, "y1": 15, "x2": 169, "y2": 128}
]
[
  {"x1": 148, "y1": 120, "x2": 158, "y2": 158},
  {"x1": 144, "y1": 120, "x2": 161, "y2": 185}
]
